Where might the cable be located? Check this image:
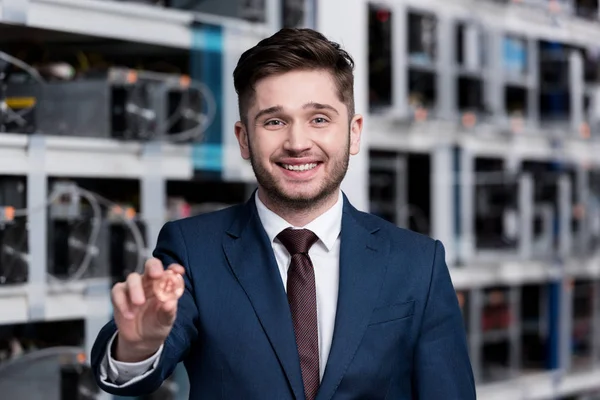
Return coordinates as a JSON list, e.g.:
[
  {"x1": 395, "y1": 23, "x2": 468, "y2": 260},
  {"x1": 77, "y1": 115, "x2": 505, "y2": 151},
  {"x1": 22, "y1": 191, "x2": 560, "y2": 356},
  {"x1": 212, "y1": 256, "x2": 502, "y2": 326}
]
[
  {"x1": 132, "y1": 70, "x2": 217, "y2": 143},
  {"x1": 158, "y1": 79, "x2": 217, "y2": 143},
  {"x1": 3, "y1": 183, "x2": 148, "y2": 283},
  {"x1": 0, "y1": 216, "x2": 28, "y2": 284},
  {"x1": 58, "y1": 186, "x2": 147, "y2": 280},
  {"x1": 46, "y1": 185, "x2": 103, "y2": 284},
  {"x1": 124, "y1": 77, "x2": 156, "y2": 141},
  {"x1": 0, "y1": 54, "x2": 215, "y2": 143},
  {"x1": 0, "y1": 51, "x2": 46, "y2": 133},
  {"x1": 87, "y1": 192, "x2": 147, "y2": 274},
  {"x1": 0, "y1": 346, "x2": 85, "y2": 376},
  {"x1": 0, "y1": 51, "x2": 45, "y2": 84},
  {"x1": 1, "y1": 183, "x2": 102, "y2": 284}
]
